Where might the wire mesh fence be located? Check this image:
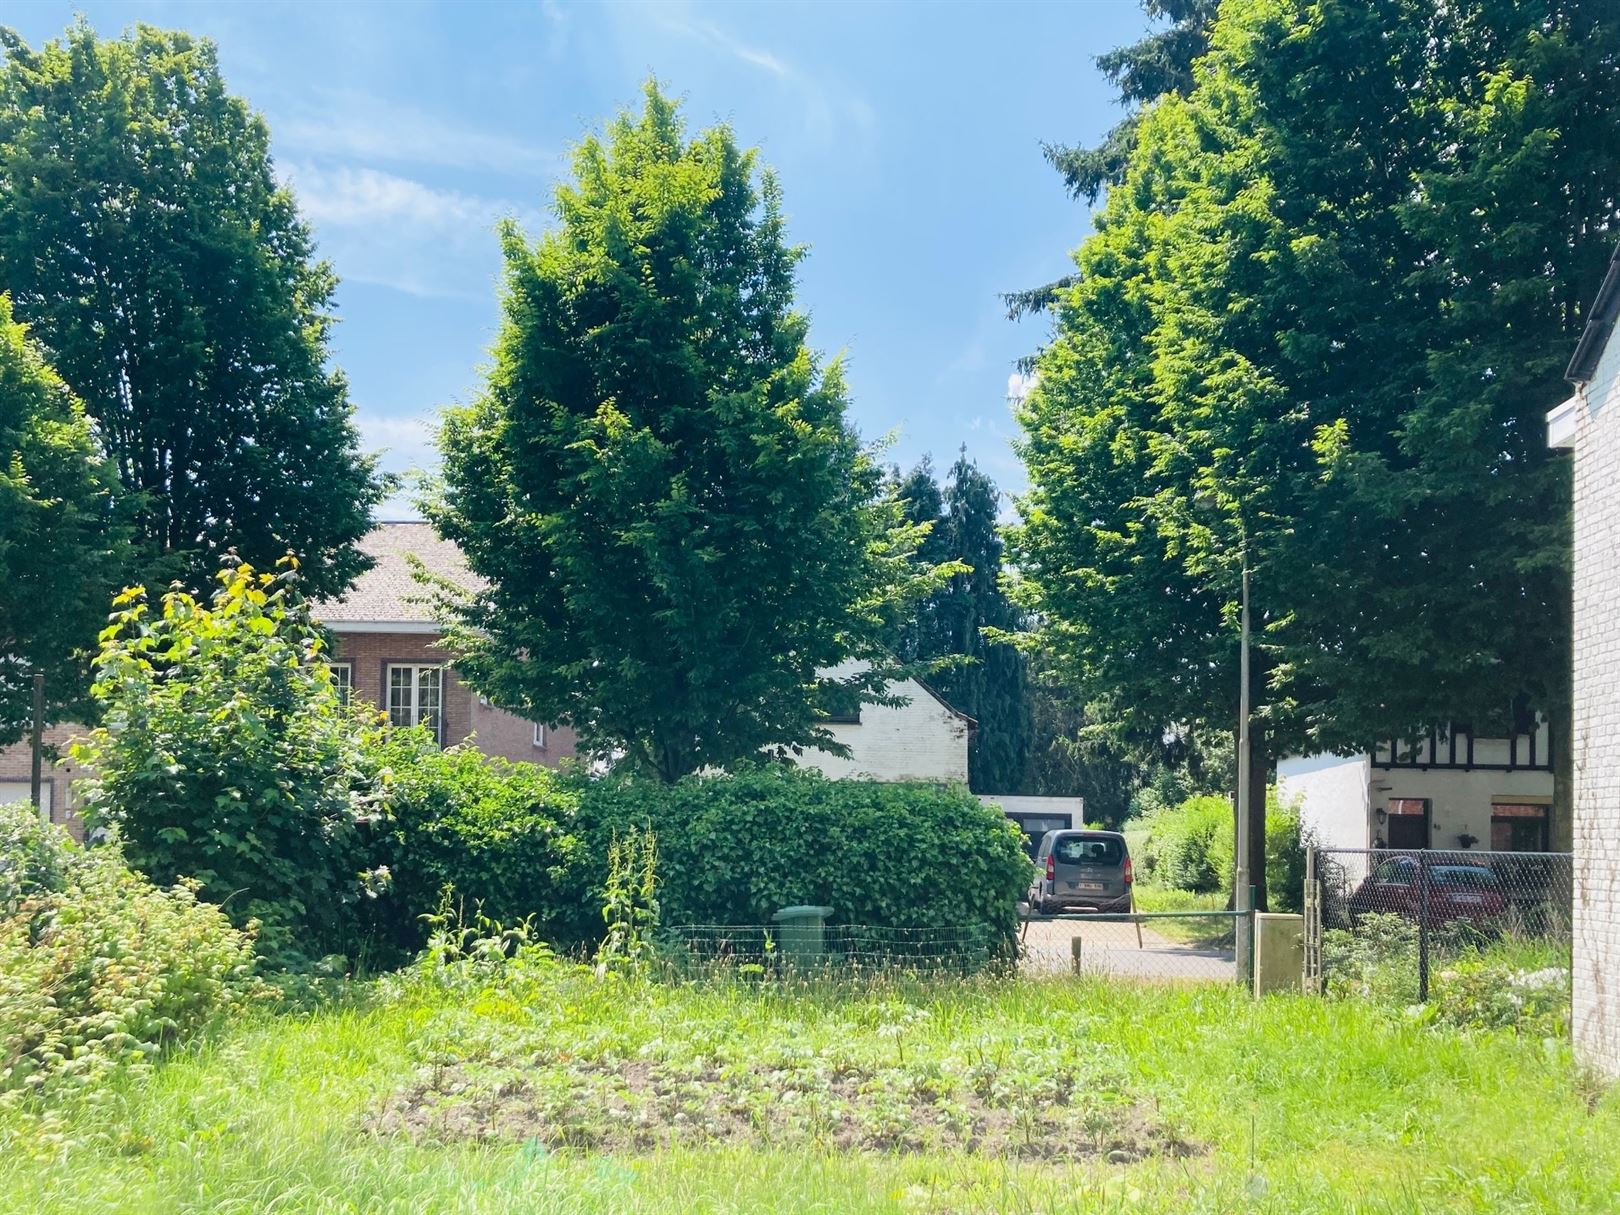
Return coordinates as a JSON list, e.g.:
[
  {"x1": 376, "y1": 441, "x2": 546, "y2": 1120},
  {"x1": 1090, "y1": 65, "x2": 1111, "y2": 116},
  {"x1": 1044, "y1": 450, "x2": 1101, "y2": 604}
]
[
  {"x1": 661, "y1": 923, "x2": 1007, "y2": 978},
  {"x1": 1018, "y1": 912, "x2": 1240, "y2": 983},
  {"x1": 659, "y1": 913, "x2": 1245, "y2": 983},
  {"x1": 1309, "y1": 848, "x2": 1572, "y2": 1003}
]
